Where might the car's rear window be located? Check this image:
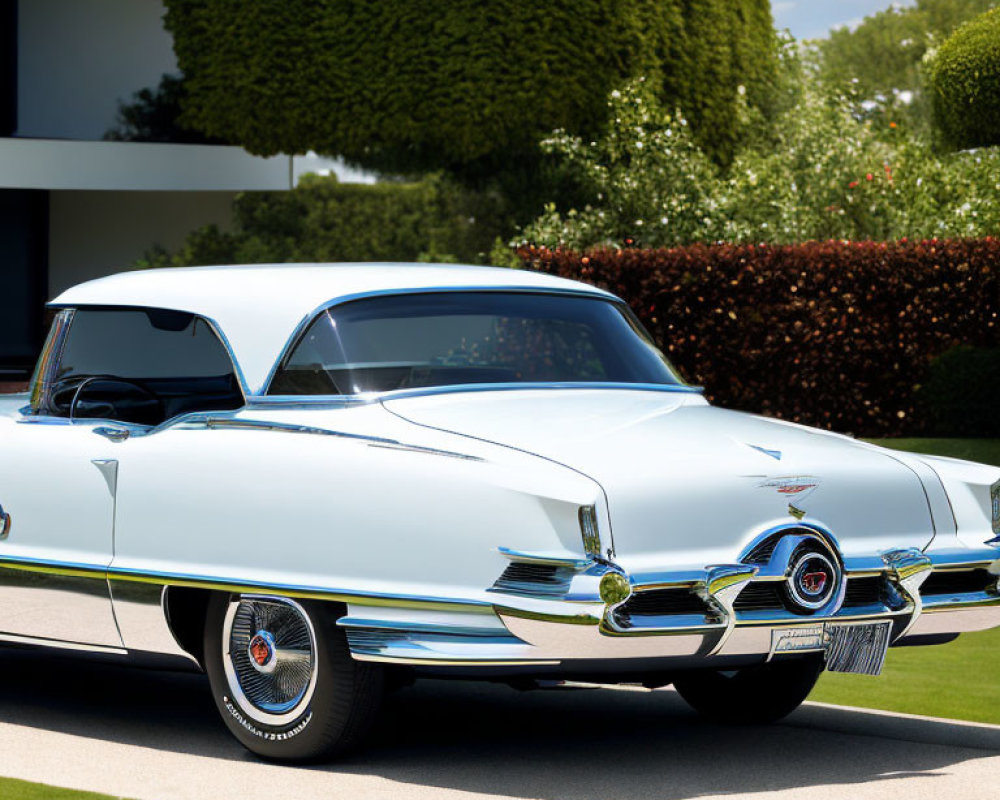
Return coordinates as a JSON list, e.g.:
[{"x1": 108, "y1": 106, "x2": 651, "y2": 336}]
[{"x1": 267, "y1": 292, "x2": 684, "y2": 395}]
